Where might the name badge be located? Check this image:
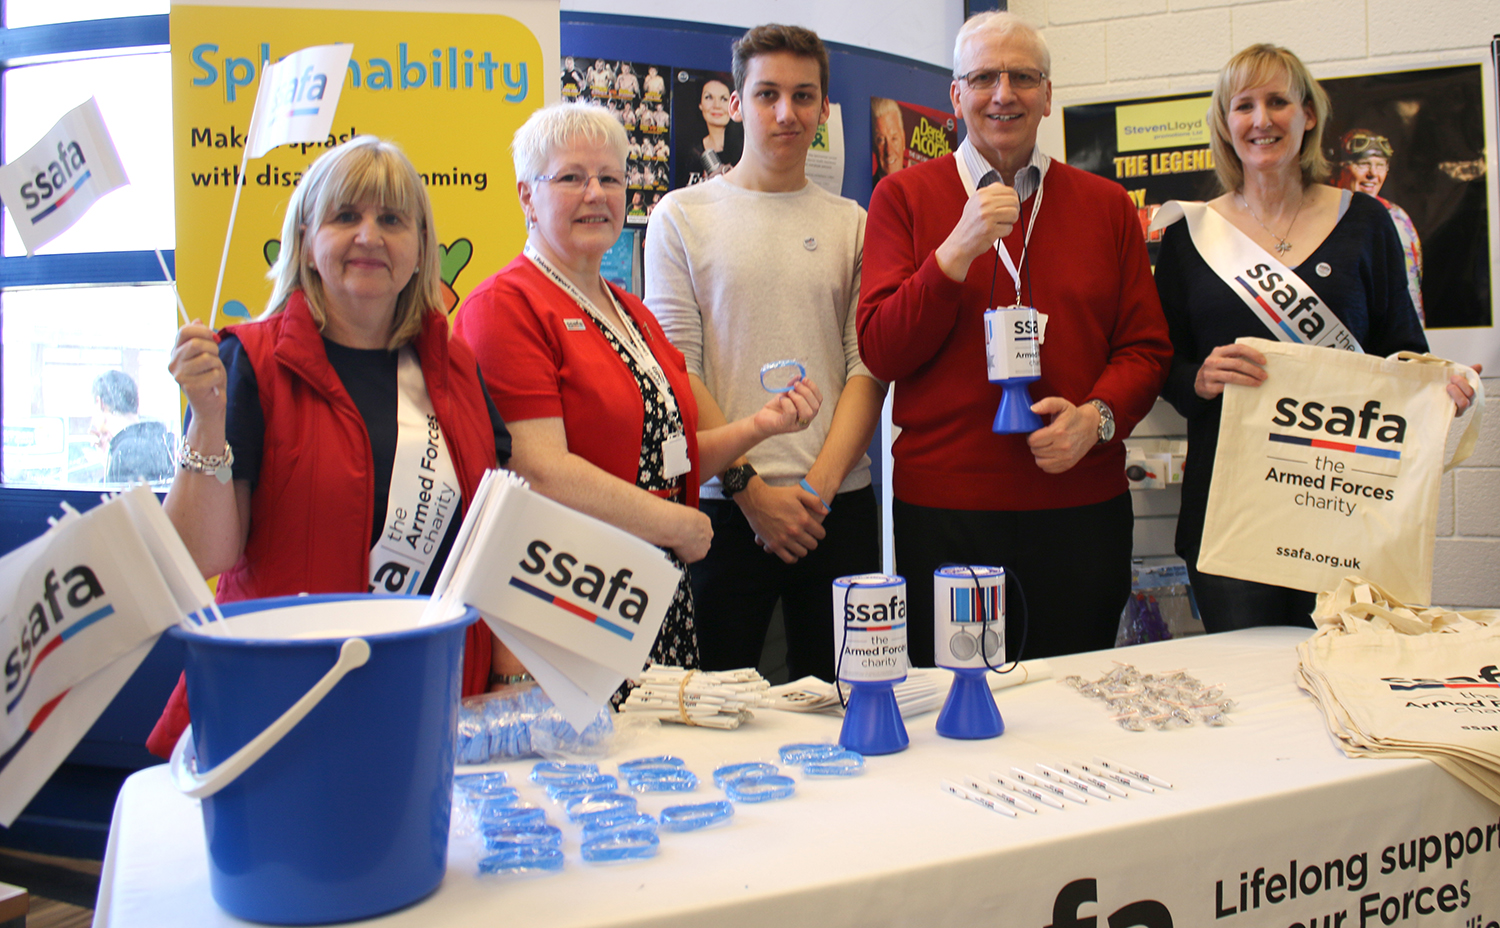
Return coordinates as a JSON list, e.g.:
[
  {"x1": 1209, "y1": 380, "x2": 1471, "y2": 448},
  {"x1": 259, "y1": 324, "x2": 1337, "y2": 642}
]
[{"x1": 662, "y1": 432, "x2": 690, "y2": 479}]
